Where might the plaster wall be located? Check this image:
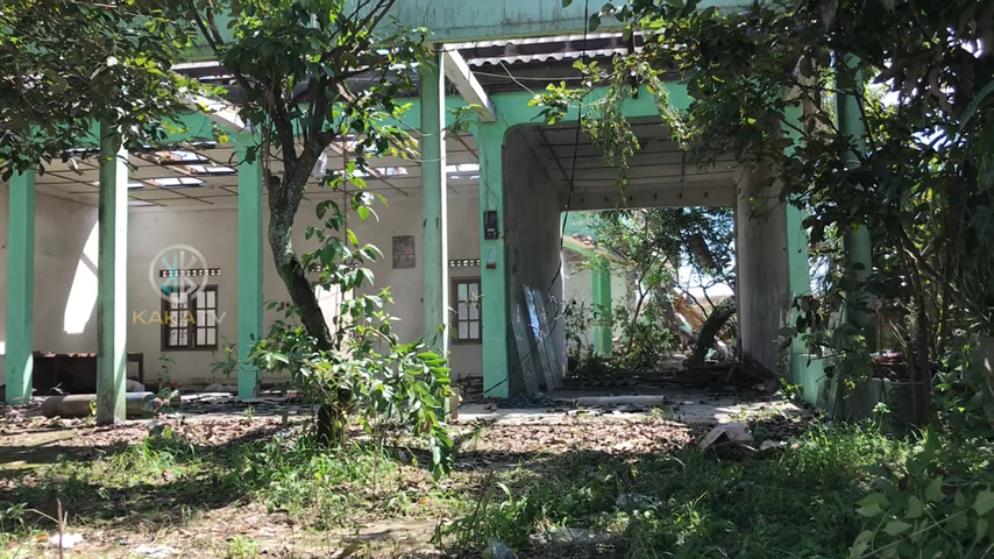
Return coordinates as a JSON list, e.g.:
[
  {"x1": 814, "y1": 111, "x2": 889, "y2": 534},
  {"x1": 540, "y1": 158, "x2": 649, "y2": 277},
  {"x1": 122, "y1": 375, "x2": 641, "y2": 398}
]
[
  {"x1": 0, "y1": 186, "x2": 482, "y2": 389},
  {"x1": 563, "y1": 254, "x2": 629, "y2": 347},
  {"x1": 0, "y1": 190, "x2": 104, "y2": 385}
]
